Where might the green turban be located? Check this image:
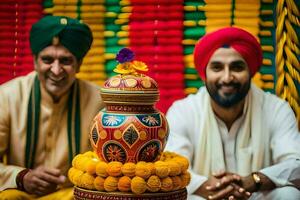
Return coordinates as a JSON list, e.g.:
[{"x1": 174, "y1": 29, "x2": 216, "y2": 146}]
[{"x1": 30, "y1": 16, "x2": 93, "y2": 60}]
